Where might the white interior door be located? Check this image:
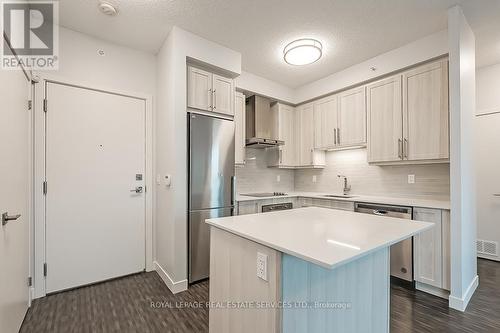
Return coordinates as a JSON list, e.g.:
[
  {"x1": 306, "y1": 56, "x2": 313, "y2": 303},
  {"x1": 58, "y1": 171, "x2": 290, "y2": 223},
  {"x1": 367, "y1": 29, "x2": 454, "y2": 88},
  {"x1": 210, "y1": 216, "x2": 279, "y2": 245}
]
[
  {"x1": 0, "y1": 71, "x2": 30, "y2": 331},
  {"x1": 45, "y1": 82, "x2": 146, "y2": 293}
]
